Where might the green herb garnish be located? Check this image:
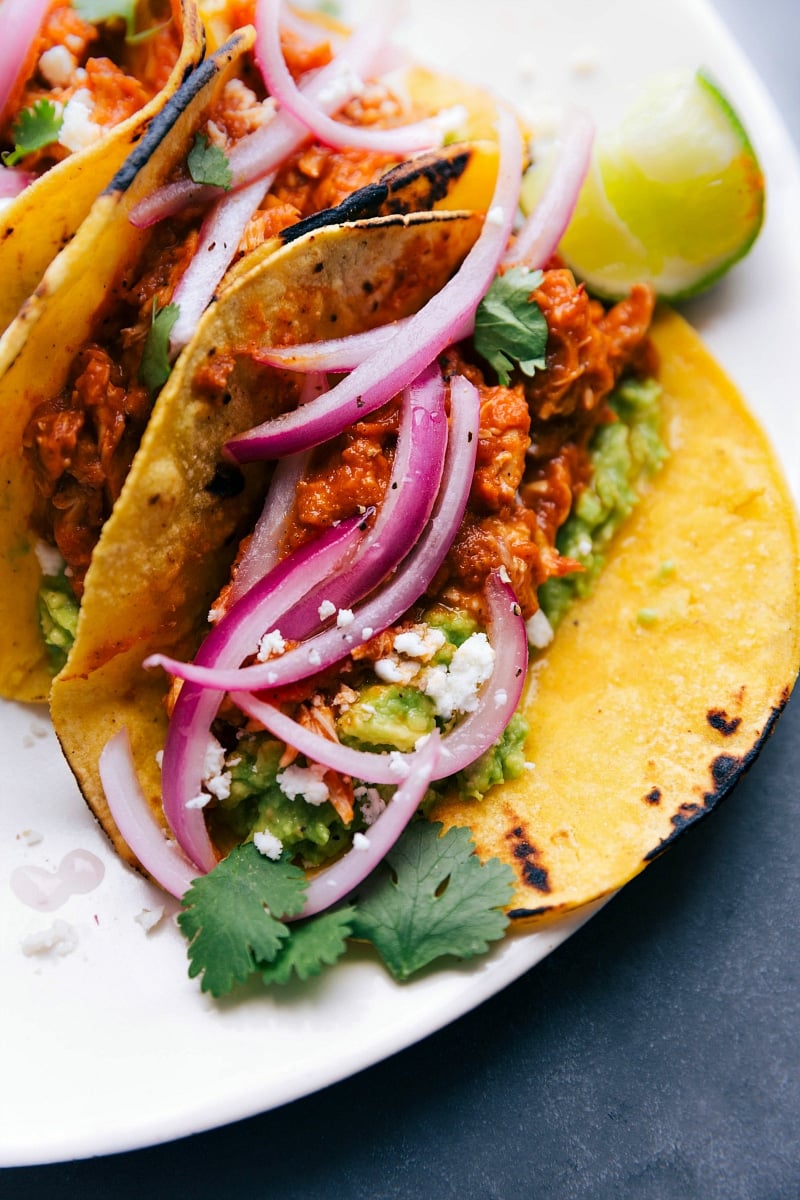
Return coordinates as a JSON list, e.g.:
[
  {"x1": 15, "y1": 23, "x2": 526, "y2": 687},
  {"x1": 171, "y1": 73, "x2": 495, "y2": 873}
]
[
  {"x1": 179, "y1": 824, "x2": 514, "y2": 996},
  {"x1": 473, "y1": 267, "x2": 548, "y2": 386},
  {"x1": 187, "y1": 133, "x2": 233, "y2": 190},
  {"x1": 73, "y1": 0, "x2": 138, "y2": 38},
  {"x1": 138, "y1": 299, "x2": 179, "y2": 398},
  {"x1": 2, "y1": 101, "x2": 64, "y2": 167}
]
